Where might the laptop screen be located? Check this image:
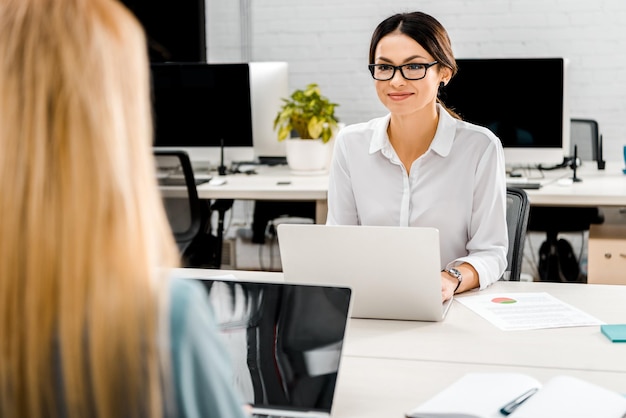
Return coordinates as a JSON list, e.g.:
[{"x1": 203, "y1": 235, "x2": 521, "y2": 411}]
[{"x1": 193, "y1": 278, "x2": 352, "y2": 416}]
